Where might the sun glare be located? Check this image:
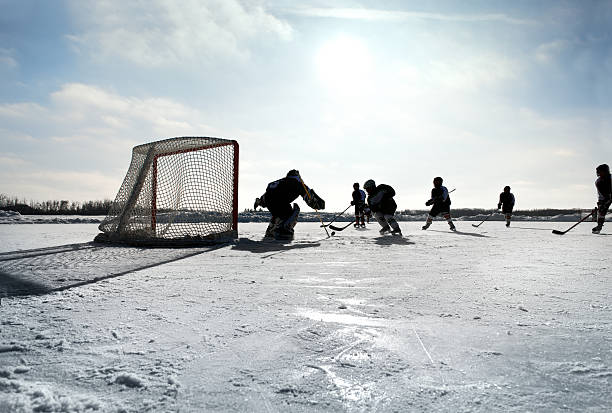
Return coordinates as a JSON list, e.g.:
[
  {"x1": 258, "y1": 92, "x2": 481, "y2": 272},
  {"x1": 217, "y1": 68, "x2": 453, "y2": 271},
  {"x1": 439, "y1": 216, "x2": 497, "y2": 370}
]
[{"x1": 314, "y1": 35, "x2": 373, "y2": 94}]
